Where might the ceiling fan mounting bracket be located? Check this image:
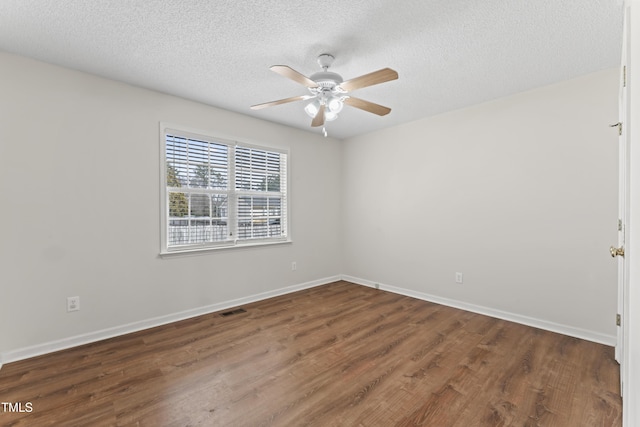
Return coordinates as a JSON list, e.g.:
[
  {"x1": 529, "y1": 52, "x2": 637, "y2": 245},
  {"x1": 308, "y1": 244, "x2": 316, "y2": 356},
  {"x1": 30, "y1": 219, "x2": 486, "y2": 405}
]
[
  {"x1": 310, "y1": 54, "x2": 342, "y2": 89},
  {"x1": 317, "y1": 53, "x2": 335, "y2": 70}
]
